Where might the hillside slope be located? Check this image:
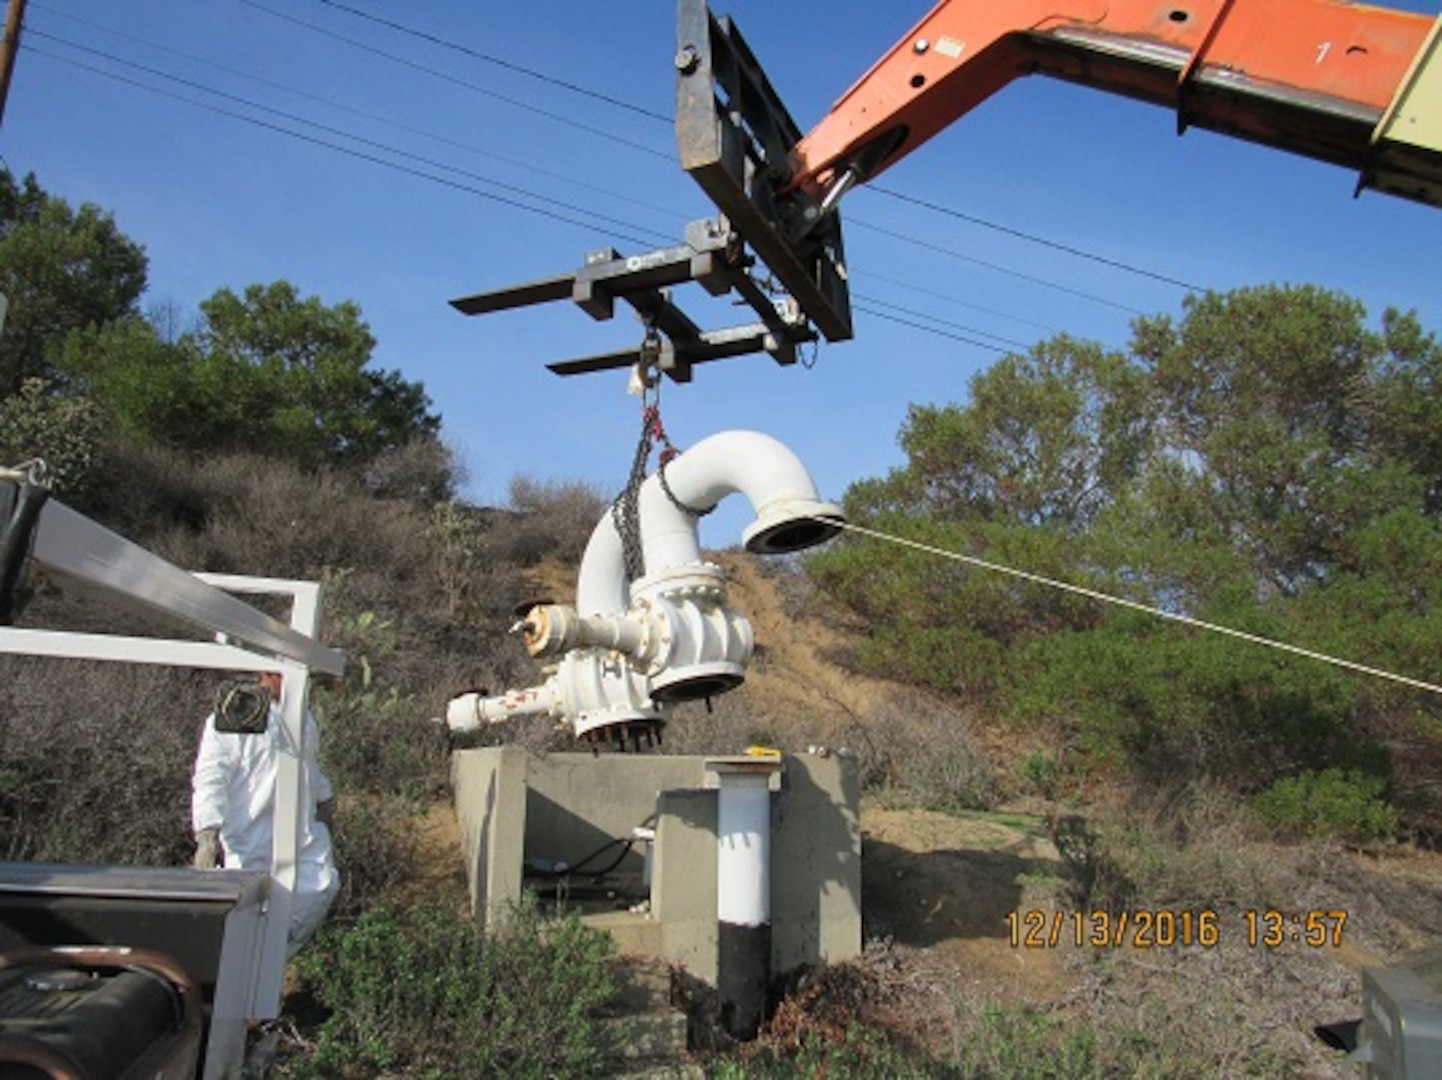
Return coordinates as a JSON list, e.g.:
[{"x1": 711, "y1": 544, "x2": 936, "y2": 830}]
[{"x1": 435, "y1": 547, "x2": 1442, "y2": 1074}]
